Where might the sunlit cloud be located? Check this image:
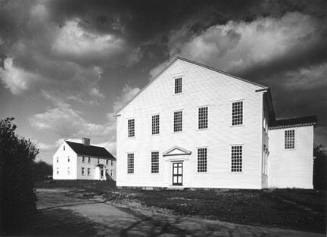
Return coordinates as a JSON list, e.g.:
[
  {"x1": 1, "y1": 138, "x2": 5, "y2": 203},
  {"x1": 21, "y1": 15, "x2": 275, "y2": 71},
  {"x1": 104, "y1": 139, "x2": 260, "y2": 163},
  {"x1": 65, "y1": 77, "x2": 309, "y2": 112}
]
[
  {"x1": 164, "y1": 12, "x2": 323, "y2": 74},
  {"x1": 52, "y1": 18, "x2": 126, "y2": 59},
  {"x1": 0, "y1": 57, "x2": 42, "y2": 94}
]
